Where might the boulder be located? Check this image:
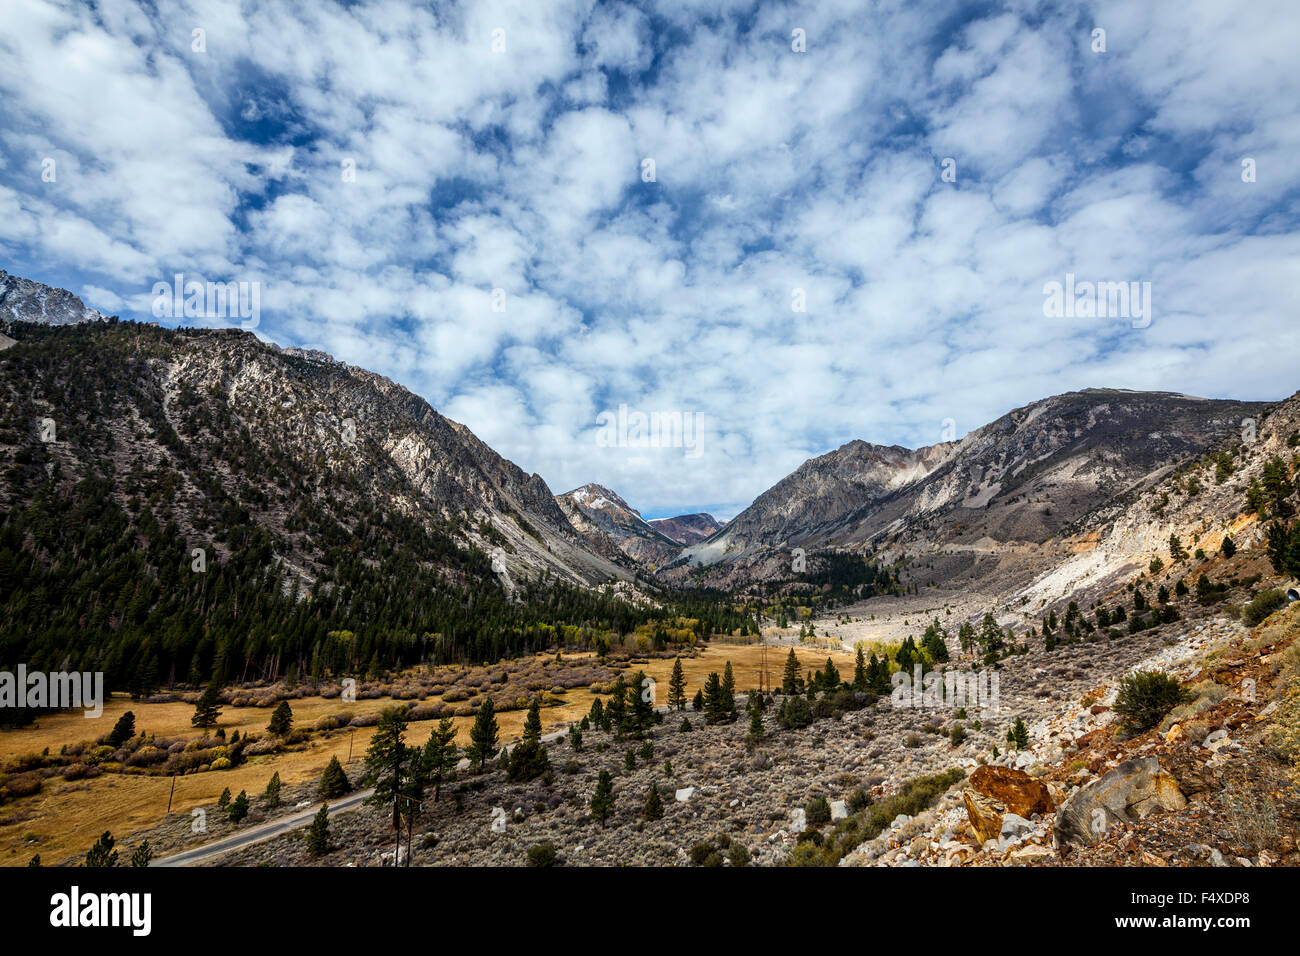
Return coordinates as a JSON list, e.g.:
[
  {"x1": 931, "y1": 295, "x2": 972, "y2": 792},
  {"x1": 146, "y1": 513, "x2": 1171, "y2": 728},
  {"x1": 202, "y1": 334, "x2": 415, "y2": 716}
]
[
  {"x1": 969, "y1": 765, "x2": 1055, "y2": 818},
  {"x1": 998, "y1": 813, "x2": 1033, "y2": 849},
  {"x1": 962, "y1": 788, "x2": 1005, "y2": 845},
  {"x1": 1054, "y1": 757, "x2": 1186, "y2": 847},
  {"x1": 790, "y1": 808, "x2": 807, "y2": 833},
  {"x1": 830, "y1": 799, "x2": 848, "y2": 821},
  {"x1": 674, "y1": 786, "x2": 695, "y2": 802},
  {"x1": 1007, "y1": 843, "x2": 1054, "y2": 865}
]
